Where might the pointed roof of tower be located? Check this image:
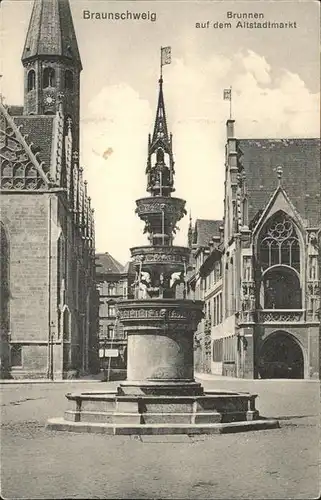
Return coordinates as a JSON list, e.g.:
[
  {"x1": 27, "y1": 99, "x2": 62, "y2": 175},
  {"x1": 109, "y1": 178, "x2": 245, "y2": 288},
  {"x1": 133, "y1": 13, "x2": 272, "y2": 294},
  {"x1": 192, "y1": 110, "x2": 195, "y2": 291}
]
[
  {"x1": 150, "y1": 78, "x2": 170, "y2": 153},
  {"x1": 22, "y1": 0, "x2": 82, "y2": 69}
]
